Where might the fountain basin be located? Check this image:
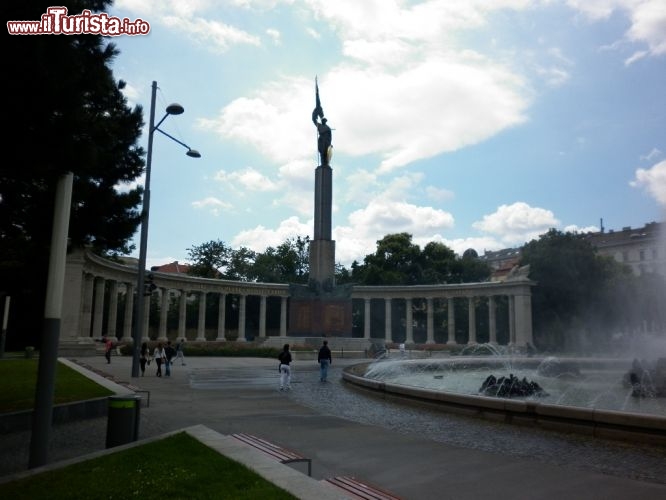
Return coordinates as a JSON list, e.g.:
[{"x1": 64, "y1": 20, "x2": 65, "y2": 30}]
[{"x1": 342, "y1": 358, "x2": 666, "y2": 445}]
